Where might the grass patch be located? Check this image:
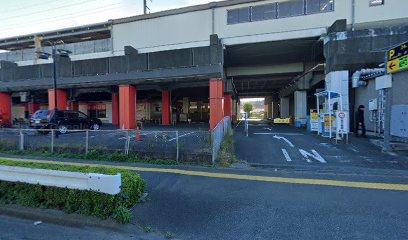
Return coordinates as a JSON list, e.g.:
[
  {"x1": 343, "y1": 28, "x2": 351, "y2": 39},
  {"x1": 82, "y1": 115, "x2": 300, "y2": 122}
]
[
  {"x1": 1, "y1": 149, "x2": 178, "y2": 166},
  {"x1": 217, "y1": 129, "x2": 237, "y2": 167},
  {"x1": 0, "y1": 158, "x2": 145, "y2": 224}
]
